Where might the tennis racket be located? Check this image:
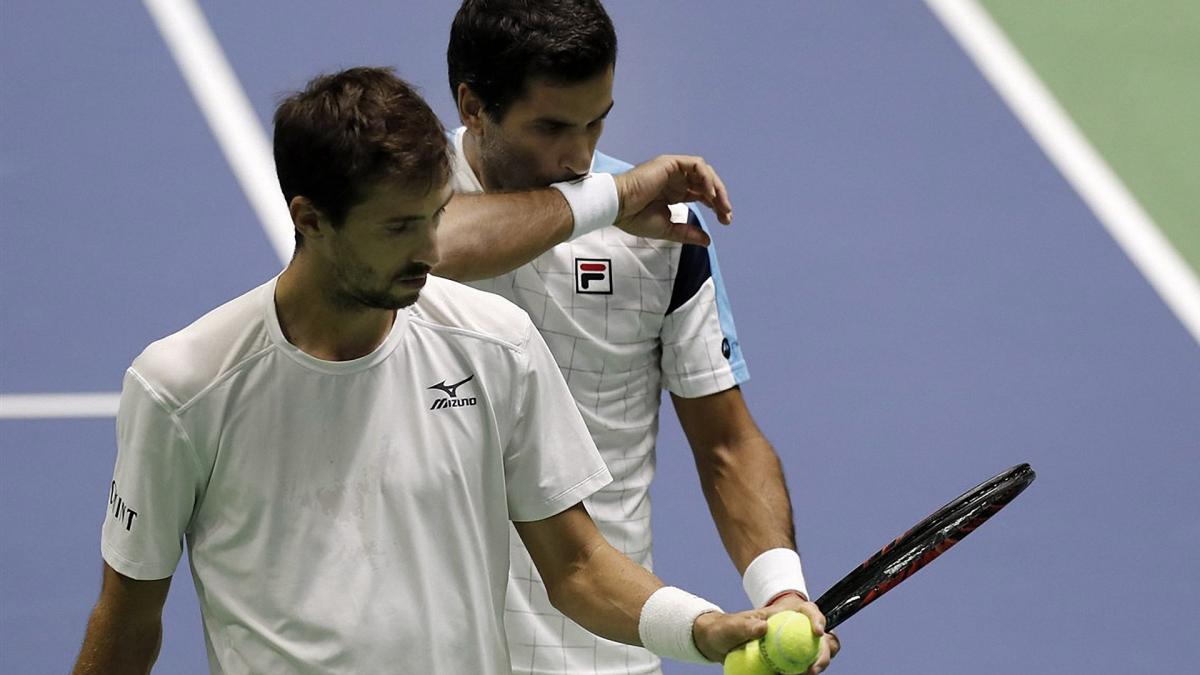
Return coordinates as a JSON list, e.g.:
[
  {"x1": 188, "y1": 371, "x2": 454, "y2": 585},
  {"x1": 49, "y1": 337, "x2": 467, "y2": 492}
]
[{"x1": 816, "y1": 462, "x2": 1036, "y2": 631}]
